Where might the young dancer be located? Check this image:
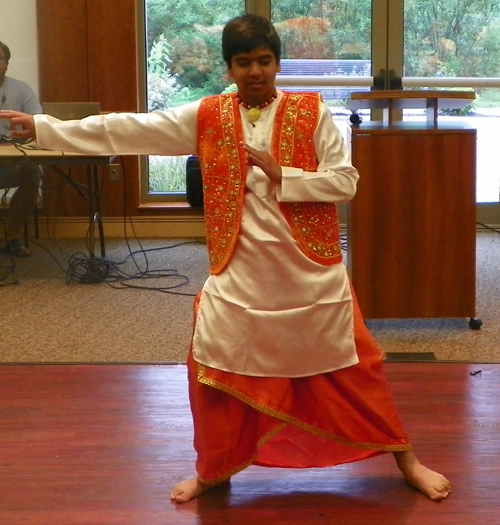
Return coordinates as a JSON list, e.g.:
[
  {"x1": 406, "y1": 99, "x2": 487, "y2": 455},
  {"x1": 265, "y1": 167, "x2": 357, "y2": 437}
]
[{"x1": 0, "y1": 14, "x2": 451, "y2": 504}]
